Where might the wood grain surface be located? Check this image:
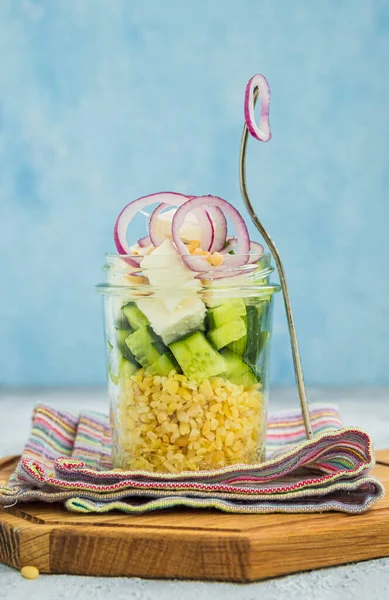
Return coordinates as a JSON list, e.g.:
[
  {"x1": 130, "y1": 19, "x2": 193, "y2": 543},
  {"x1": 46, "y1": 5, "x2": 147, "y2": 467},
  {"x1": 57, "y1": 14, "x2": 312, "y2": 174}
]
[{"x1": 0, "y1": 454, "x2": 388, "y2": 582}]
